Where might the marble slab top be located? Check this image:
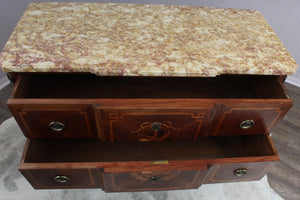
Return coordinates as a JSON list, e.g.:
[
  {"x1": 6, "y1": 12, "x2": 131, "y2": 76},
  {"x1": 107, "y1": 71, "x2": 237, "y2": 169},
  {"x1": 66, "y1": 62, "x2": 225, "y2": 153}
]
[{"x1": 0, "y1": 2, "x2": 298, "y2": 77}]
